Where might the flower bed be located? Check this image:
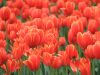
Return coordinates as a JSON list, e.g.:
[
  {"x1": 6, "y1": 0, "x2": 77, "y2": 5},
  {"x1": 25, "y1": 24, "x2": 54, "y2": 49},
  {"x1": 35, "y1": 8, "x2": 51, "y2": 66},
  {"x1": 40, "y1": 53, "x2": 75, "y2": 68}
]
[{"x1": 0, "y1": 0, "x2": 100, "y2": 75}]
